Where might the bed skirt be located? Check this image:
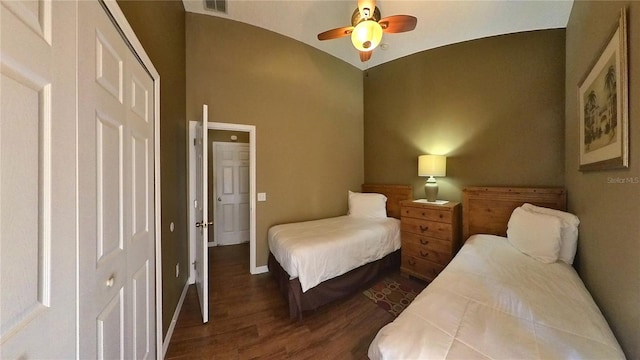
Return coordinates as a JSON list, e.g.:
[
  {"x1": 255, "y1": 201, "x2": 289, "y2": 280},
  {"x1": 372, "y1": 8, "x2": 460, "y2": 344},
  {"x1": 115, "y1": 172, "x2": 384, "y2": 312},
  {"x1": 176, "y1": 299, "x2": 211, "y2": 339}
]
[{"x1": 268, "y1": 249, "x2": 401, "y2": 320}]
